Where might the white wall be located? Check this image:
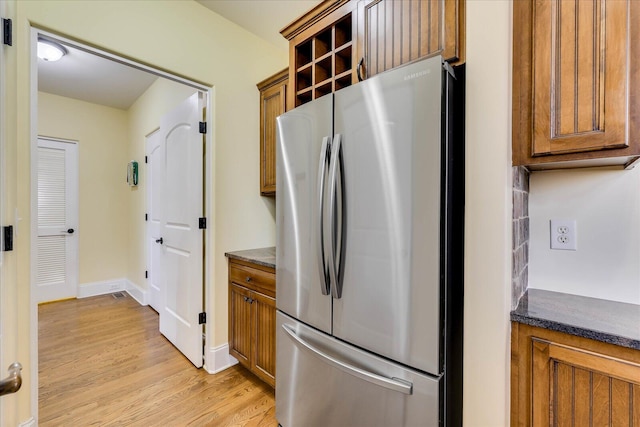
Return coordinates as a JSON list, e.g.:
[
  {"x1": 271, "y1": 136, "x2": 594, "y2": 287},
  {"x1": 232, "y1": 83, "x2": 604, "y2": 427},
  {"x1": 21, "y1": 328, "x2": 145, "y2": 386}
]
[
  {"x1": 12, "y1": 1, "x2": 287, "y2": 423},
  {"x1": 463, "y1": 1, "x2": 512, "y2": 425},
  {"x1": 126, "y1": 77, "x2": 198, "y2": 290},
  {"x1": 529, "y1": 166, "x2": 640, "y2": 305},
  {"x1": 38, "y1": 91, "x2": 130, "y2": 286}
]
